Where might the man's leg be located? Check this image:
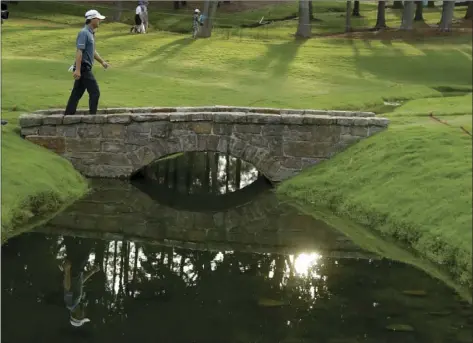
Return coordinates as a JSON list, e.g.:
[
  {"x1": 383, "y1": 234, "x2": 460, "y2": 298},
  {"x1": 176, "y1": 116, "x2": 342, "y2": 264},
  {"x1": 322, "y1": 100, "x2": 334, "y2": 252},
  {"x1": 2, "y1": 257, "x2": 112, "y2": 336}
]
[
  {"x1": 83, "y1": 71, "x2": 100, "y2": 115},
  {"x1": 64, "y1": 79, "x2": 86, "y2": 115}
]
